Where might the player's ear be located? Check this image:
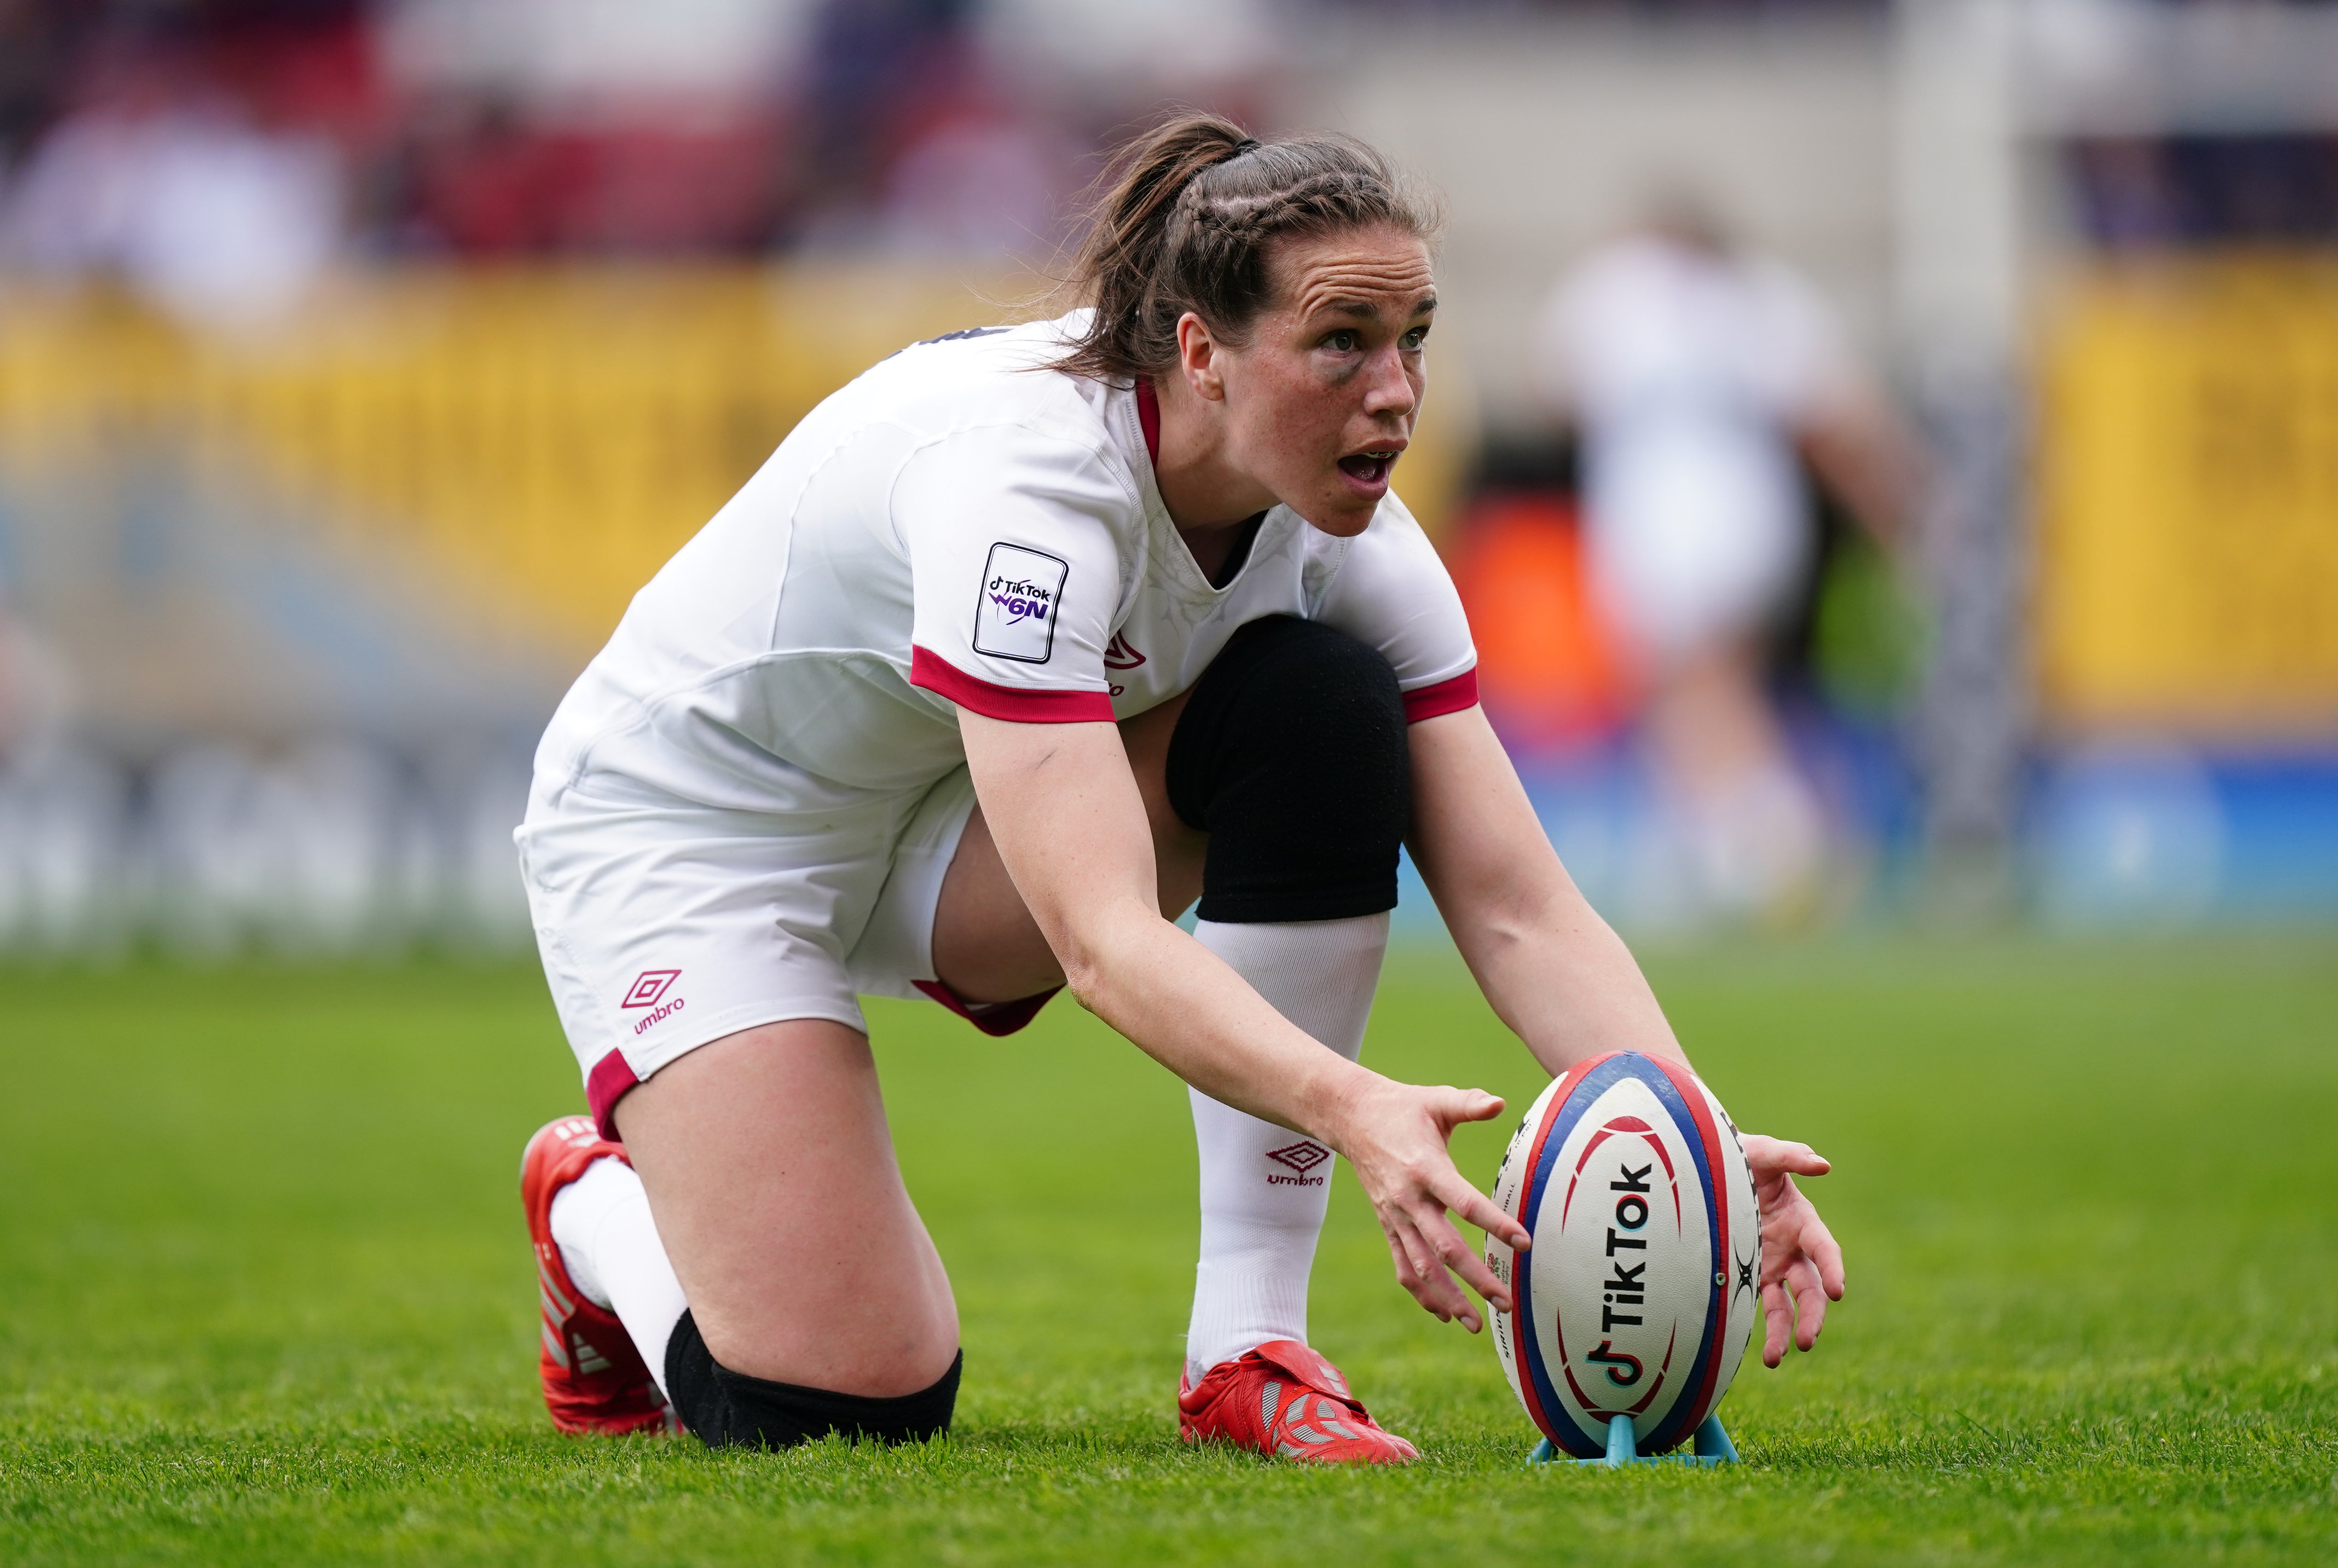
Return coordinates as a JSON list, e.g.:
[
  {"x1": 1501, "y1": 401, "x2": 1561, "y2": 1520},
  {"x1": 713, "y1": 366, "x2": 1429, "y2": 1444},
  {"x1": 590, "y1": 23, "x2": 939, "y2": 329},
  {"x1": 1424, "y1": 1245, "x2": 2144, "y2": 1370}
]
[{"x1": 1176, "y1": 311, "x2": 1227, "y2": 403}]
